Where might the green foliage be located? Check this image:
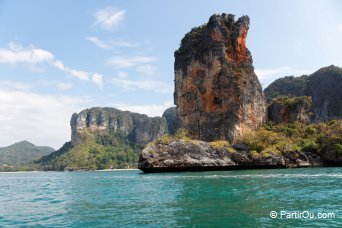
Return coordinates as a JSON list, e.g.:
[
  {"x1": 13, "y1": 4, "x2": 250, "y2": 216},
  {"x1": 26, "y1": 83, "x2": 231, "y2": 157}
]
[
  {"x1": 175, "y1": 128, "x2": 189, "y2": 140},
  {"x1": 221, "y1": 13, "x2": 235, "y2": 27},
  {"x1": 150, "y1": 128, "x2": 191, "y2": 147},
  {"x1": 261, "y1": 146, "x2": 279, "y2": 157},
  {"x1": 37, "y1": 141, "x2": 72, "y2": 170},
  {"x1": 249, "y1": 150, "x2": 259, "y2": 159},
  {"x1": 305, "y1": 126, "x2": 318, "y2": 135},
  {"x1": 235, "y1": 129, "x2": 284, "y2": 152},
  {"x1": 317, "y1": 120, "x2": 342, "y2": 155},
  {"x1": 298, "y1": 139, "x2": 319, "y2": 153},
  {"x1": 155, "y1": 134, "x2": 174, "y2": 145},
  {"x1": 209, "y1": 140, "x2": 230, "y2": 150},
  {"x1": 333, "y1": 144, "x2": 342, "y2": 155},
  {"x1": 175, "y1": 24, "x2": 206, "y2": 56},
  {"x1": 261, "y1": 151, "x2": 270, "y2": 158},
  {"x1": 227, "y1": 147, "x2": 236, "y2": 153},
  {"x1": 0, "y1": 163, "x2": 41, "y2": 172},
  {"x1": 38, "y1": 131, "x2": 141, "y2": 171},
  {"x1": 236, "y1": 120, "x2": 342, "y2": 157},
  {"x1": 271, "y1": 96, "x2": 312, "y2": 111},
  {"x1": 264, "y1": 121, "x2": 275, "y2": 131},
  {"x1": 0, "y1": 141, "x2": 54, "y2": 166},
  {"x1": 189, "y1": 139, "x2": 201, "y2": 145},
  {"x1": 264, "y1": 75, "x2": 309, "y2": 103}
]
